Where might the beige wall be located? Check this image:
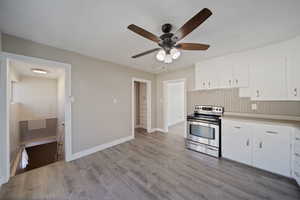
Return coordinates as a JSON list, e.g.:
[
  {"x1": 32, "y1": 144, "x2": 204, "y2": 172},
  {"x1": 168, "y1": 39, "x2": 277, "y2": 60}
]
[
  {"x1": 15, "y1": 75, "x2": 58, "y2": 121},
  {"x1": 2, "y1": 34, "x2": 157, "y2": 154}
]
